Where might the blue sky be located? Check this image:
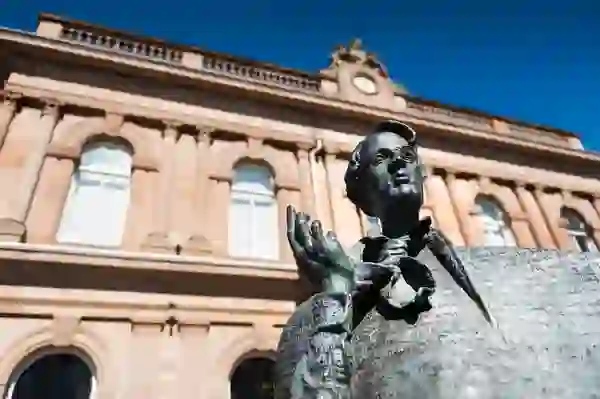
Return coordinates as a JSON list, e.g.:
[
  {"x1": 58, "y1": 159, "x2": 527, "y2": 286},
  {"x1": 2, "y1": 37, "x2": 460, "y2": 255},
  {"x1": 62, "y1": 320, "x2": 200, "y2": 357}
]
[{"x1": 2, "y1": 0, "x2": 599, "y2": 149}]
